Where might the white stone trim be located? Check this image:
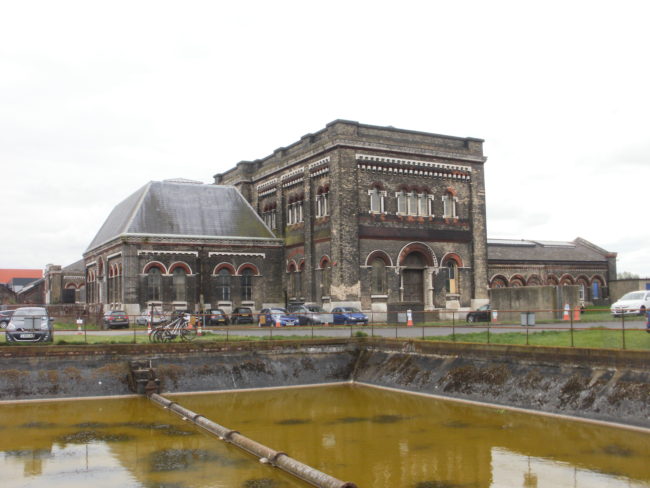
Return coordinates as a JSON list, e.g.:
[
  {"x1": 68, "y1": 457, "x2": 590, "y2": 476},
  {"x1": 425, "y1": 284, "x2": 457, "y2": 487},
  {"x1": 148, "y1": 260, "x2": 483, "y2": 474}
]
[
  {"x1": 209, "y1": 252, "x2": 266, "y2": 258},
  {"x1": 356, "y1": 153, "x2": 472, "y2": 172},
  {"x1": 280, "y1": 166, "x2": 305, "y2": 181},
  {"x1": 86, "y1": 261, "x2": 97, "y2": 268},
  {"x1": 256, "y1": 178, "x2": 278, "y2": 191},
  {"x1": 308, "y1": 156, "x2": 330, "y2": 170},
  {"x1": 137, "y1": 250, "x2": 199, "y2": 256},
  {"x1": 106, "y1": 252, "x2": 122, "y2": 260}
]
